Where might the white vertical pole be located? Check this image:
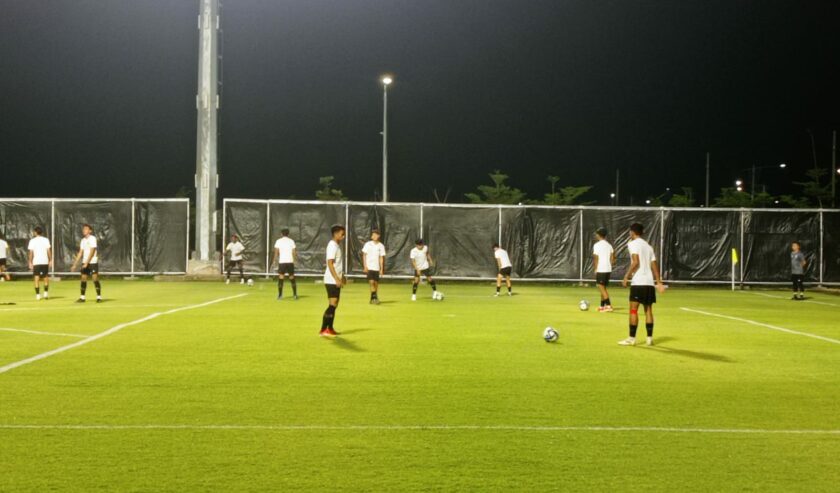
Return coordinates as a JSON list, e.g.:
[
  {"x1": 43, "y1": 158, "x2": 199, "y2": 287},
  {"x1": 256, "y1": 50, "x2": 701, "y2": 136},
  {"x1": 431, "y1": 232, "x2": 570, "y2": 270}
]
[
  {"x1": 186, "y1": 199, "x2": 192, "y2": 273},
  {"x1": 50, "y1": 200, "x2": 55, "y2": 278},
  {"x1": 130, "y1": 198, "x2": 136, "y2": 275},
  {"x1": 578, "y1": 208, "x2": 584, "y2": 282},
  {"x1": 705, "y1": 152, "x2": 710, "y2": 207},
  {"x1": 344, "y1": 203, "x2": 350, "y2": 272},
  {"x1": 219, "y1": 199, "x2": 225, "y2": 273},
  {"x1": 382, "y1": 85, "x2": 389, "y2": 203},
  {"x1": 419, "y1": 204, "x2": 424, "y2": 238},
  {"x1": 265, "y1": 202, "x2": 271, "y2": 277},
  {"x1": 819, "y1": 210, "x2": 824, "y2": 286},
  {"x1": 659, "y1": 208, "x2": 665, "y2": 280},
  {"x1": 498, "y1": 207, "x2": 502, "y2": 245},
  {"x1": 739, "y1": 210, "x2": 745, "y2": 287}
]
